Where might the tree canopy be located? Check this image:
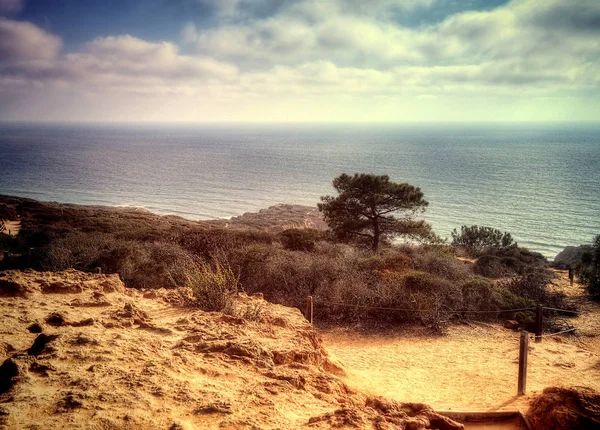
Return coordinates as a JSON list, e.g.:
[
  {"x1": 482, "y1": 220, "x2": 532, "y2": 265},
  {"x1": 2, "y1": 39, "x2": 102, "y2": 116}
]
[{"x1": 318, "y1": 173, "x2": 430, "y2": 251}]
